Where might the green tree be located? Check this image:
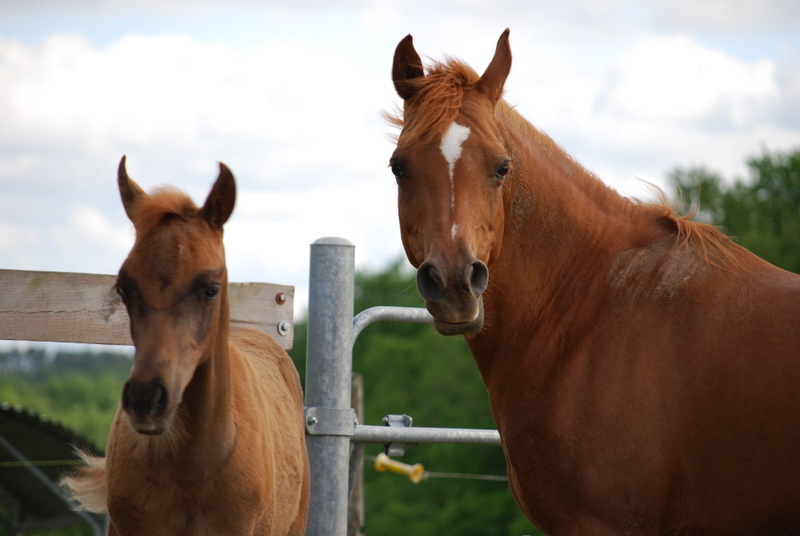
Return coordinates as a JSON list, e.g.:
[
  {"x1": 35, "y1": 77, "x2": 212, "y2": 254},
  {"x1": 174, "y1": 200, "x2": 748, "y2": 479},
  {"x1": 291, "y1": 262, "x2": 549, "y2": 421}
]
[{"x1": 669, "y1": 148, "x2": 800, "y2": 272}]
